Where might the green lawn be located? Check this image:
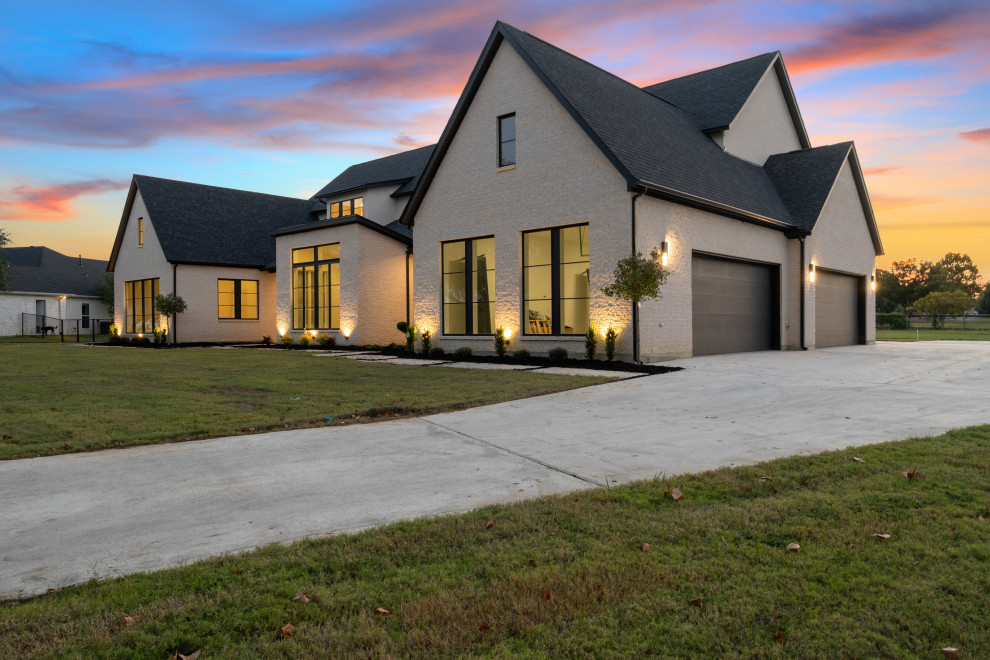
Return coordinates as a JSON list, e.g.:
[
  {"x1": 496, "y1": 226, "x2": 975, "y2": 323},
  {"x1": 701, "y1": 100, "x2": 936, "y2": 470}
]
[
  {"x1": 0, "y1": 344, "x2": 610, "y2": 460},
  {"x1": 877, "y1": 328, "x2": 990, "y2": 341},
  {"x1": 2, "y1": 426, "x2": 987, "y2": 658}
]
